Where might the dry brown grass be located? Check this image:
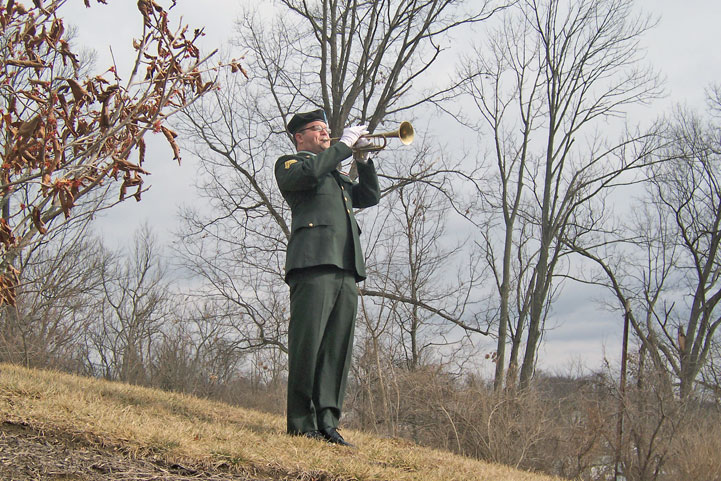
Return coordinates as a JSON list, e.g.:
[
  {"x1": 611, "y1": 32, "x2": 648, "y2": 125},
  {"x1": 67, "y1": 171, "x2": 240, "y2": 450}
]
[{"x1": 0, "y1": 363, "x2": 564, "y2": 481}]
